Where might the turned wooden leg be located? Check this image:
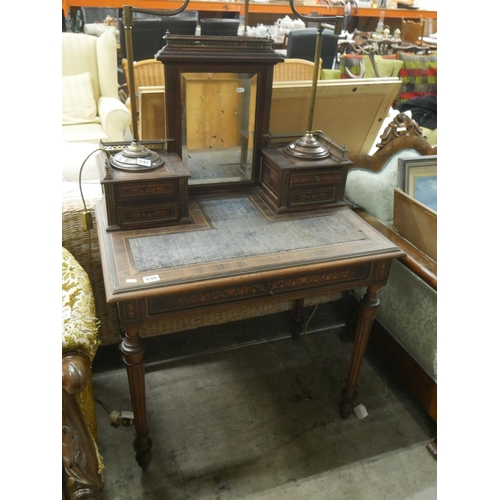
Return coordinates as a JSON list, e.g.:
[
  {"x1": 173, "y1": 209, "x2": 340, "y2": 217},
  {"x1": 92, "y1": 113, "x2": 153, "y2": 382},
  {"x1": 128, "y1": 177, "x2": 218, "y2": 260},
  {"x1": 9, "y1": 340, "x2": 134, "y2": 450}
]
[
  {"x1": 340, "y1": 285, "x2": 381, "y2": 419},
  {"x1": 121, "y1": 329, "x2": 152, "y2": 470},
  {"x1": 291, "y1": 298, "x2": 305, "y2": 342}
]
